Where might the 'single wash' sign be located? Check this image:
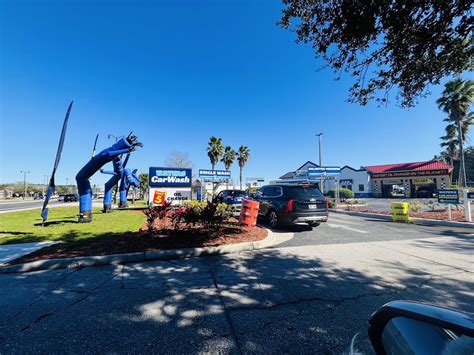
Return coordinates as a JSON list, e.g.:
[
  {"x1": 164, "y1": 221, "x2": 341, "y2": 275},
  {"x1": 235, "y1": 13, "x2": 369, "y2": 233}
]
[
  {"x1": 198, "y1": 169, "x2": 231, "y2": 180},
  {"x1": 149, "y1": 167, "x2": 192, "y2": 187}
]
